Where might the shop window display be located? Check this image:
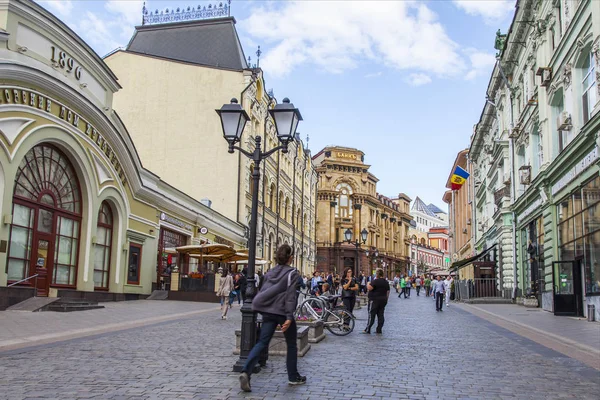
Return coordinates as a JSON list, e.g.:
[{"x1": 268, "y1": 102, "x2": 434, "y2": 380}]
[{"x1": 558, "y1": 176, "x2": 600, "y2": 294}]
